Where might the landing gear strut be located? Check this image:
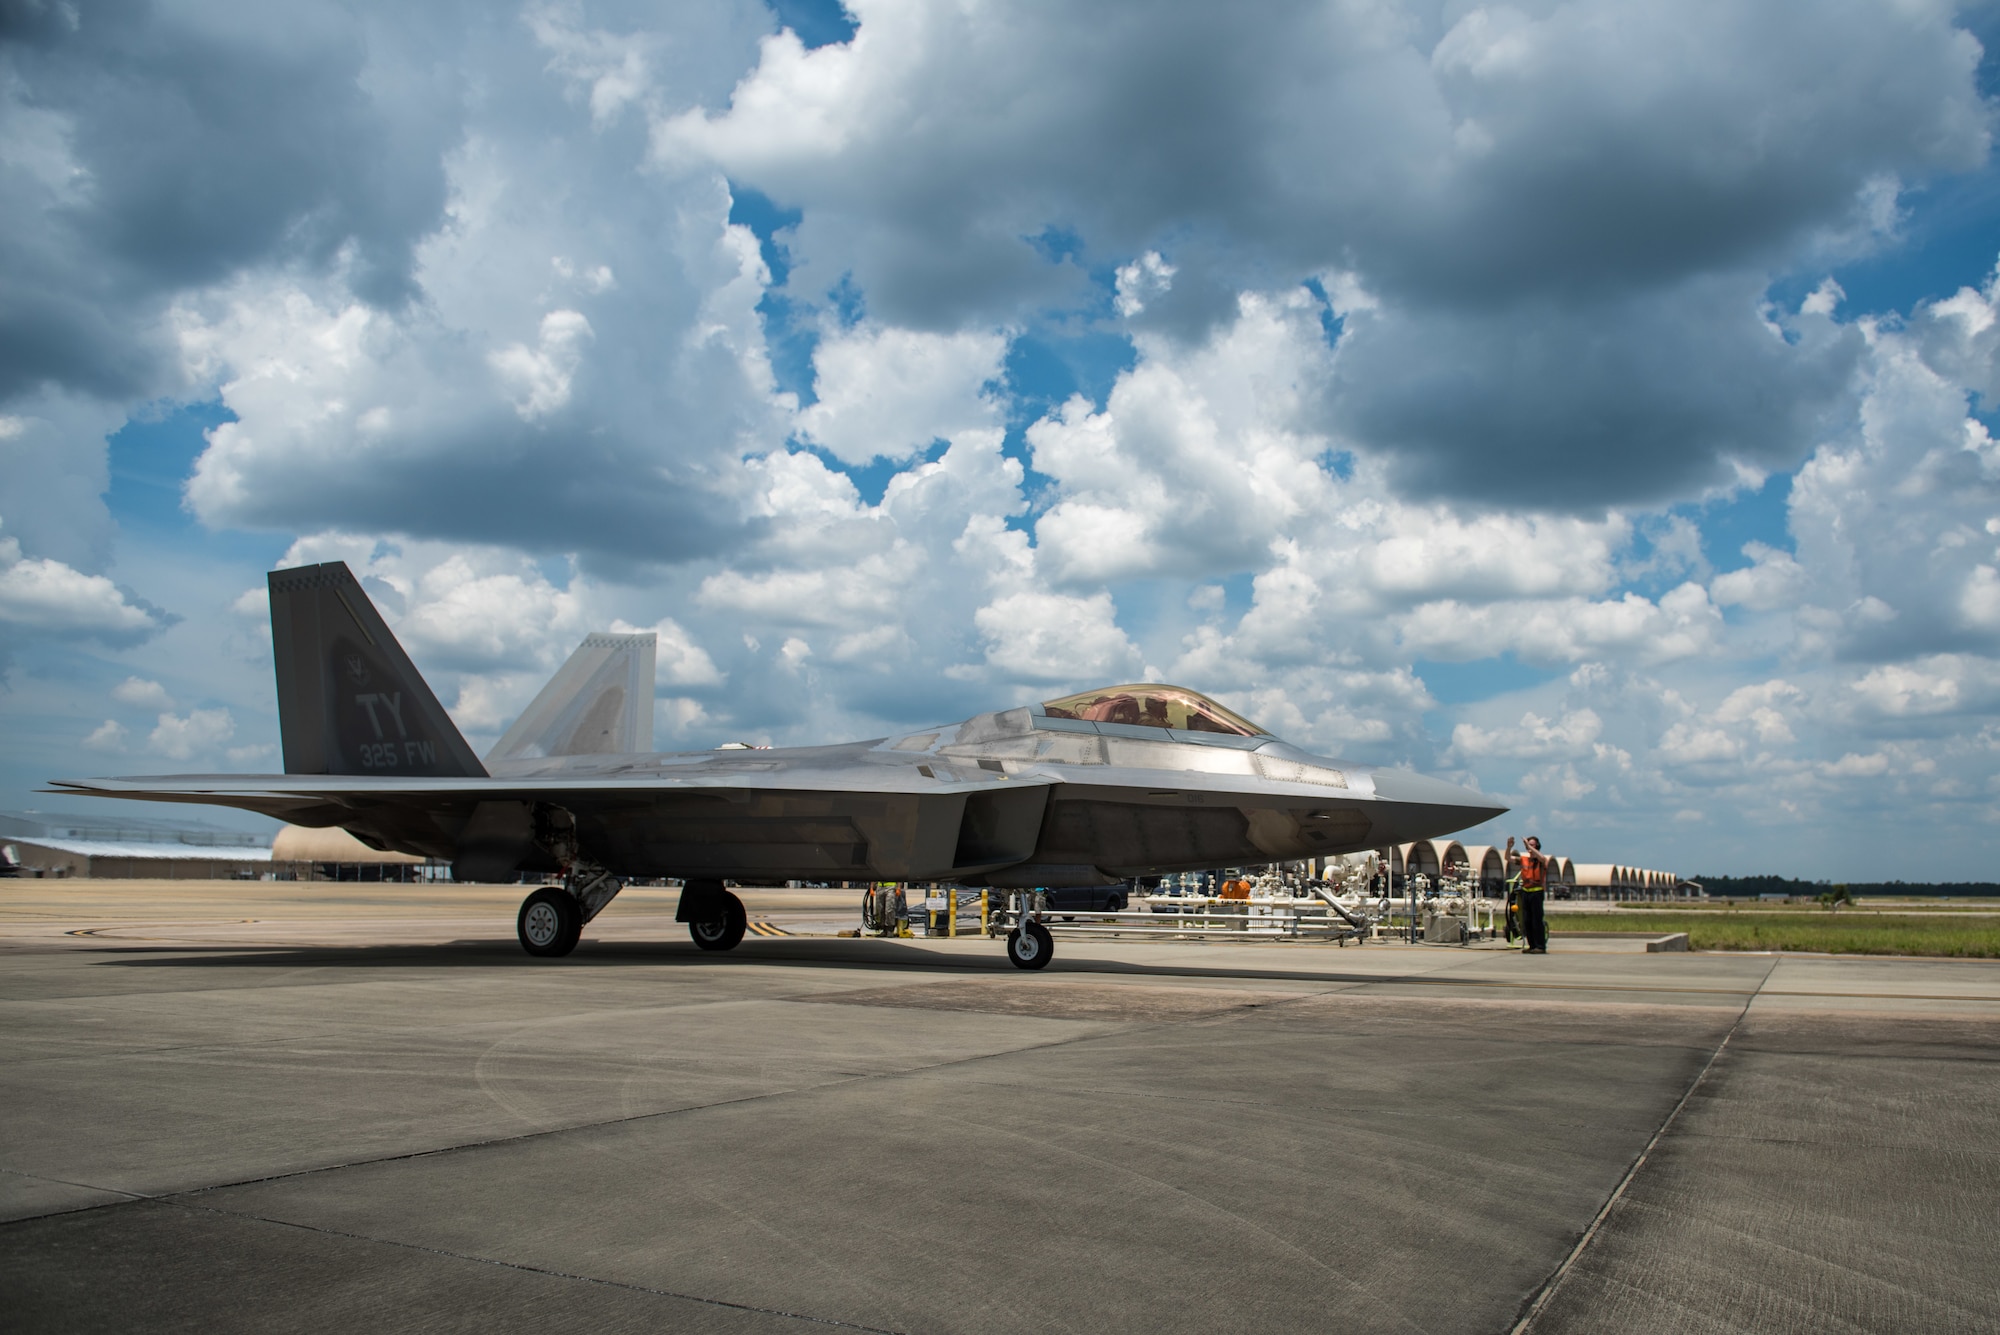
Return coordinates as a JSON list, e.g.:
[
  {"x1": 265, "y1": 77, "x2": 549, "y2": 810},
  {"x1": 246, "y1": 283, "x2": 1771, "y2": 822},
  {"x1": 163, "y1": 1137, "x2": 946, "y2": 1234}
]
[
  {"x1": 1006, "y1": 891, "x2": 1054, "y2": 970},
  {"x1": 678, "y1": 877, "x2": 747, "y2": 952},
  {"x1": 514, "y1": 843, "x2": 623, "y2": 959}
]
